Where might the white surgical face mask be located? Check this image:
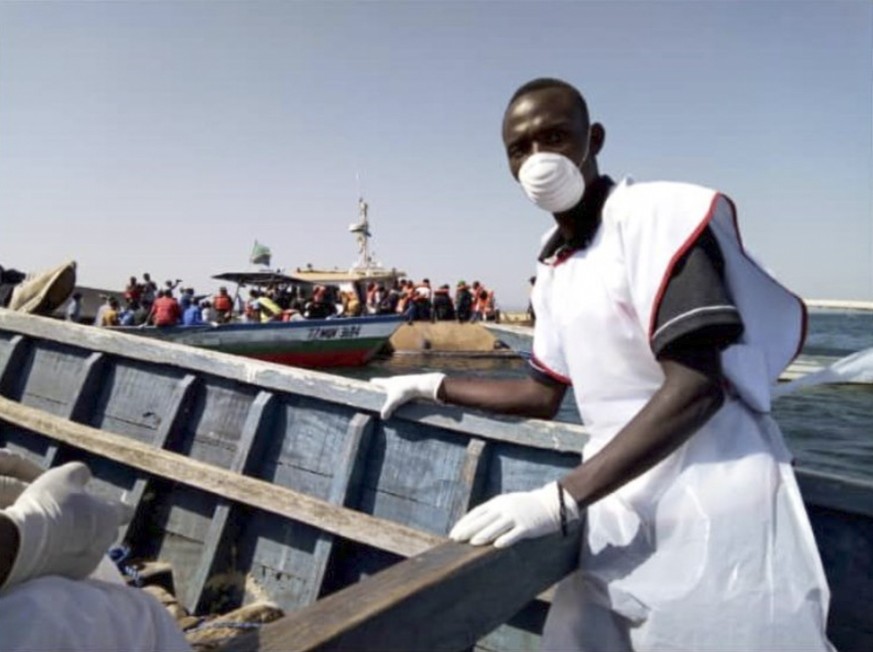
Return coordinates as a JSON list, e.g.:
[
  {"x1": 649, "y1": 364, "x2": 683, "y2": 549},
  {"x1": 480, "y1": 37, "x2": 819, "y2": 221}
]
[{"x1": 517, "y1": 152, "x2": 585, "y2": 214}]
